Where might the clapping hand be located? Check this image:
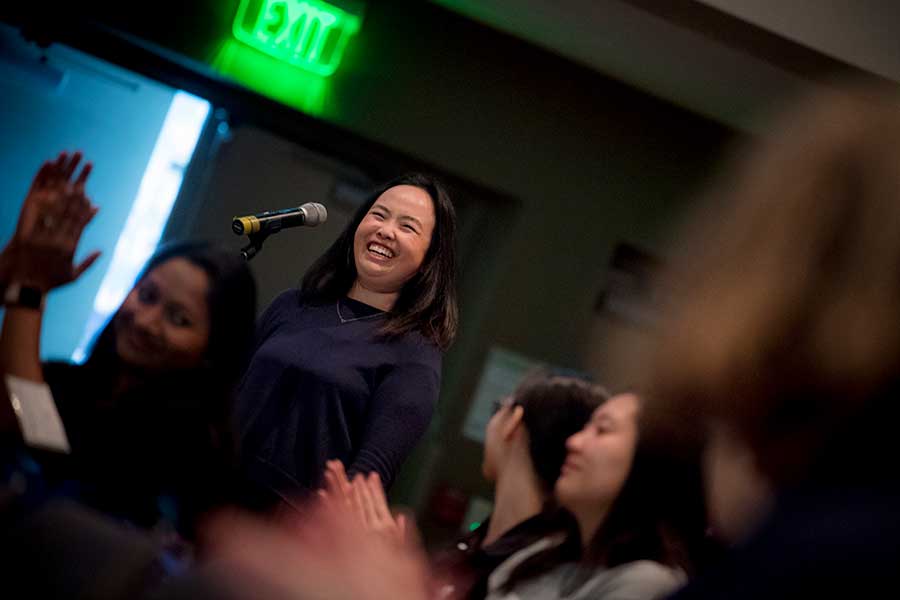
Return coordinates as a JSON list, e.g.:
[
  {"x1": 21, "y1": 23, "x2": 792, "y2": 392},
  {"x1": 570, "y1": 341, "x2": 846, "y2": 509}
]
[
  {"x1": 0, "y1": 151, "x2": 101, "y2": 291},
  {"x1": 321, "y1": 460, "x2": 410, "y2": 546},
  {"x1": 203, "y1": 476, "x2": 429, "y2": 600}
]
